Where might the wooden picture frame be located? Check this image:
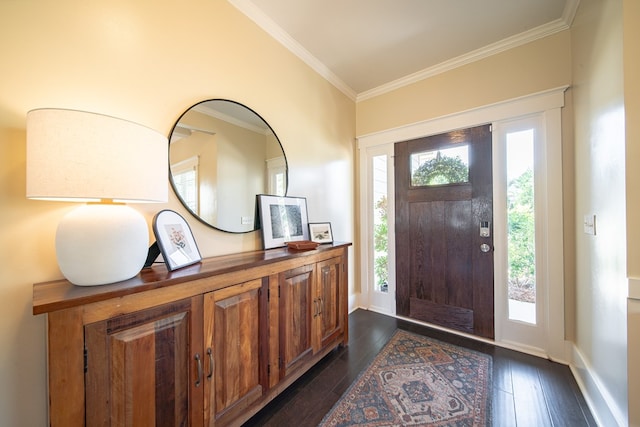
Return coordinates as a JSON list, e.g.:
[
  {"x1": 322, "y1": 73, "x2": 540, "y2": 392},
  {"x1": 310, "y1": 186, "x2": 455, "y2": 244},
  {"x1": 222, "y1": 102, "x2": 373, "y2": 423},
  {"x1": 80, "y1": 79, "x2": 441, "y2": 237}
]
[
  {"x1": 309, "y1": 222, "x2": 334, "y2": 244},
  {"x1": 257, "y1": 195, "x2": 309, "y2": 249},
  {"x1": 152, "y1": 209, "x2": 202, "y2": 271}
]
